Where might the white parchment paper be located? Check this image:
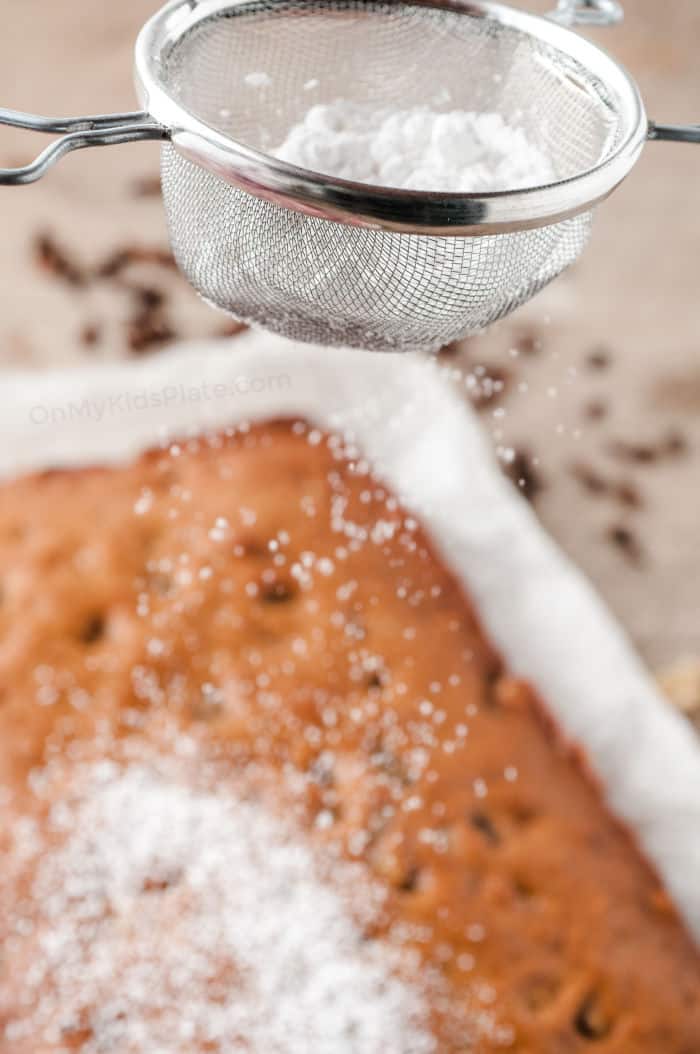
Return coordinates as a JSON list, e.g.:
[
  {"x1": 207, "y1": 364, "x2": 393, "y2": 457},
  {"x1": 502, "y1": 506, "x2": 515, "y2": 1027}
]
[{"x1": 3, "y1": 330, "x2": 700, "y2": 938}]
